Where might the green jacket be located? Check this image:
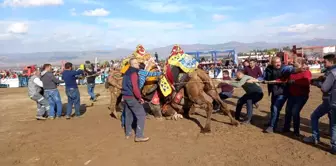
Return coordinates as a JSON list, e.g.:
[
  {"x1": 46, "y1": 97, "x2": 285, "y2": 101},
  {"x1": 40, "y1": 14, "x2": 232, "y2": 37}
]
[{"x1": 230, "y1": 75, "x2": 263, "y2": 94}]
